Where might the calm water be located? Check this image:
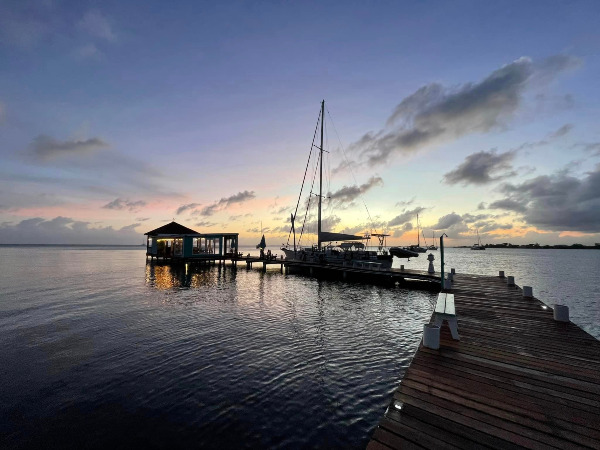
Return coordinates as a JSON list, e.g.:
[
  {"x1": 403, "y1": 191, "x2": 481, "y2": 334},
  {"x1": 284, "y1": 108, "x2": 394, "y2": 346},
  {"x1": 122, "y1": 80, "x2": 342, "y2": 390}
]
[{"x1": 0, "y1": 246, "x2": 598, "y2": 449}]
